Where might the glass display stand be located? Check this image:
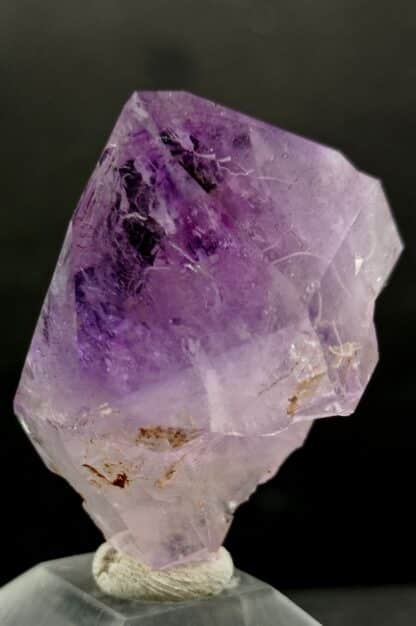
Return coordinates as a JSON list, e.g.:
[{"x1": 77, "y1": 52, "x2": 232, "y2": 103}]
[{"x1": 0, "y1": 553, "x2": 320, "y2": 625}]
